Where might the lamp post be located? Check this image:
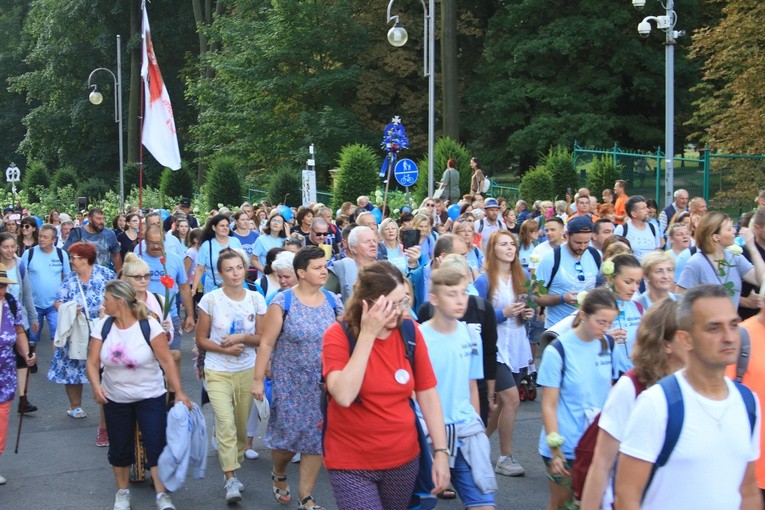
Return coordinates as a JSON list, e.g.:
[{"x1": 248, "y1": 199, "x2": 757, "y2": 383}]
[
  {"x1": 632, "y1": 0, "x2": 683, "y2": 207},
  {"x1": 87, "y1": 34, "x2": 124, "y2": 212},
  {"x1": 386, "y1": 0, "x2": 435, "y2": 198}
]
